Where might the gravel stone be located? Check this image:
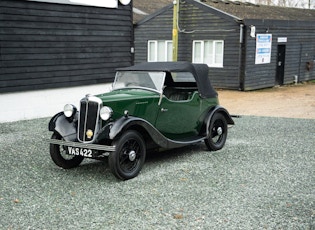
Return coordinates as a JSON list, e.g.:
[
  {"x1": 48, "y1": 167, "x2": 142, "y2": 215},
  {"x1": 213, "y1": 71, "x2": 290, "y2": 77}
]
[{"x1": 0, "y1": 116, "x2": 314, "y2": 229}]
